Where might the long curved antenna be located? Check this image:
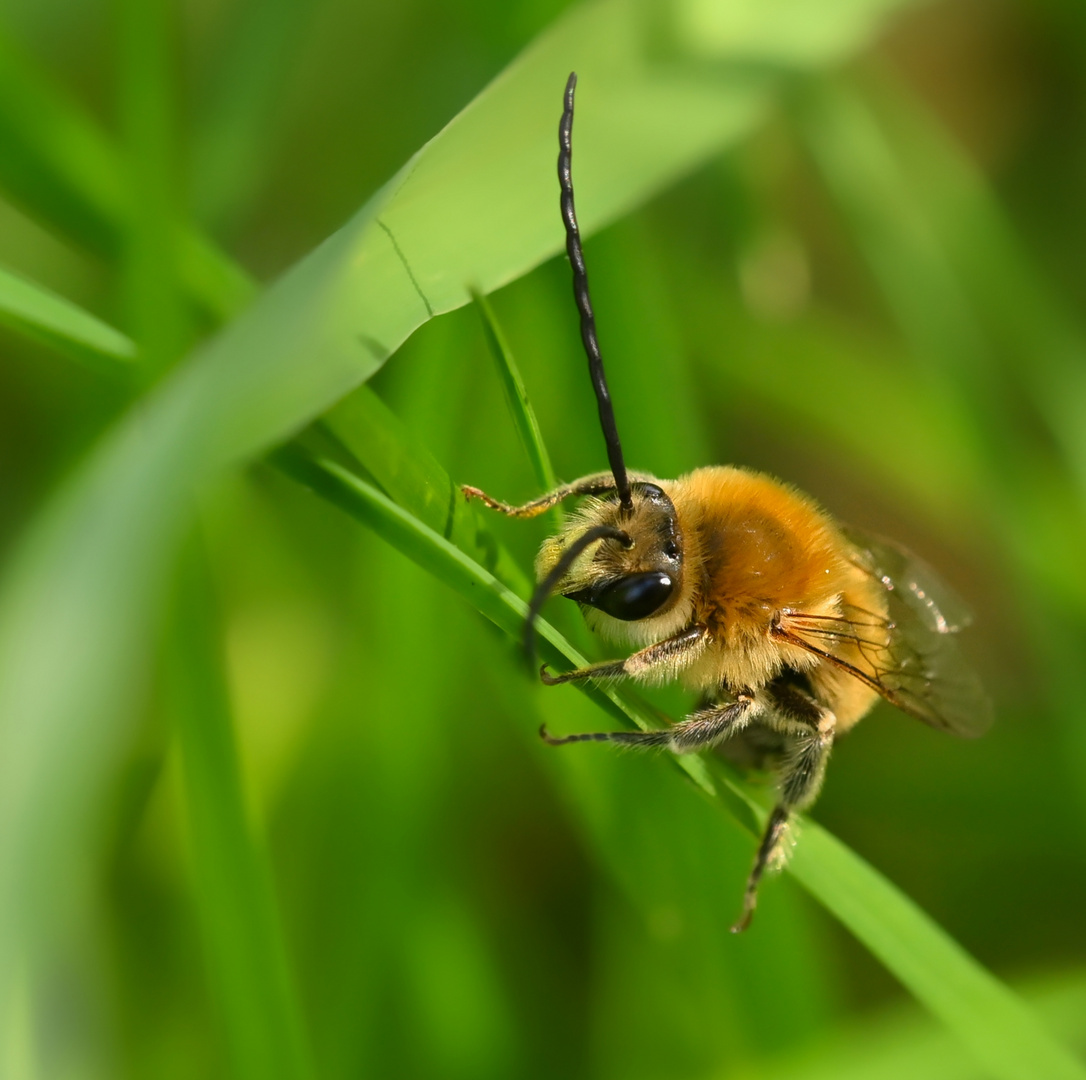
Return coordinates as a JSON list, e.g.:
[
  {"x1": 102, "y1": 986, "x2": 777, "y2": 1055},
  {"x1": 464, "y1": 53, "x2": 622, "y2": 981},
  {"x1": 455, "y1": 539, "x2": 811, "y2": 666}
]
[
  {"x1": 523, "y1": 523, "x2": 631, "y2": 660},
  {"x1": 559, "y1": 72, "x2": 633, "y2": 513}
]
